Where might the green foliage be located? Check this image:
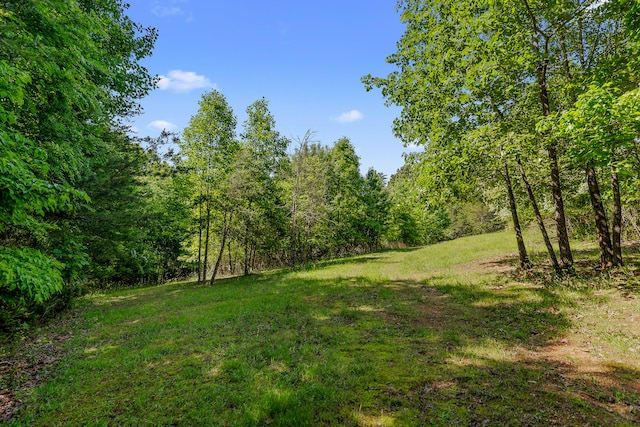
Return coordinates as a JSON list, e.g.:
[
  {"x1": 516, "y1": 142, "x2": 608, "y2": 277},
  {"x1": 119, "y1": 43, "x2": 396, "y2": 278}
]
[
  {"x1": 179, "y1": 90, "x2": 240, "y2": 281},
  {"x1": 0, "y1": 0, "x2": 157, "y2": 322},
  {"x1": 74, "y1": 131, "x2": 189, "y2": 287},
  {"x1": 285, "y1": 134, "x2": 332, "y2": 263},
  {"x1": 182, "y1": 90, "x2": 239, "y2": 180},
  {"x1": 446, "y1": 202, "x2": 504, "y2": 240},
  {"x1": 385, "y1": 156, "x2": 453, "y2": 245},
  {"x1": 0, "y1": 247, "x2": 63, "y2": 304},
  {"x1": 234, "y1": 99, "x2": 290, "y2": 273},
  {"x1": 555, "y1": 84, "x2": 640, "y2": 172},
  {"x1": 327, "y1": 138, "x2": 367, "y2": 253},
  {"x1": 361, "y1": 168, "x2": 391, "y2": 249},
  {"x1": 364, "y1": 0, "x2": 637, "y2": 271}
]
